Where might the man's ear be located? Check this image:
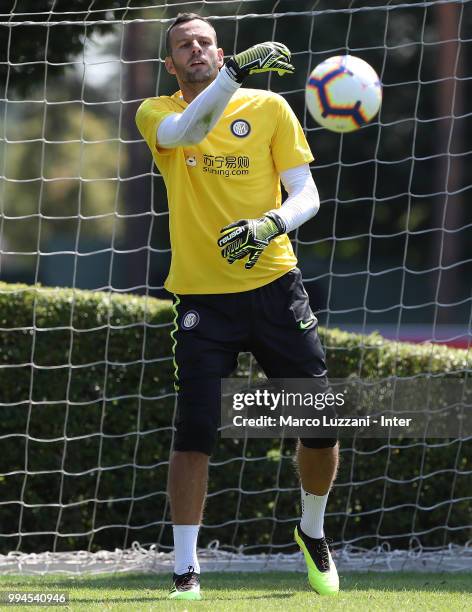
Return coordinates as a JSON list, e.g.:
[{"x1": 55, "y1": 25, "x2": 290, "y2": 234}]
[
  {"x1": 217, "y1": 47, "x2": 224, "y2": 69},
  {"x1": 165, "y1": 56, "x2": 176, "y2": 75}
]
